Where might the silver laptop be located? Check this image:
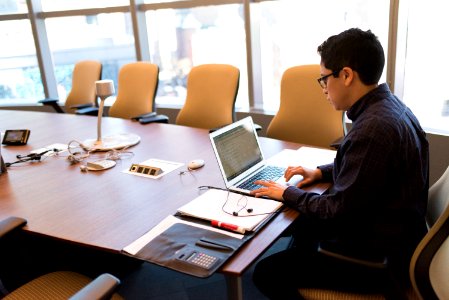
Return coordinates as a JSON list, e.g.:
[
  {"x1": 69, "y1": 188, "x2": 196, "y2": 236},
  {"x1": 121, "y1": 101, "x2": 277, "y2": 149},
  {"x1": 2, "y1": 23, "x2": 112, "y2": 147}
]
[{"x1": 209, "y1": 116, "x2": 287, "y2": 195}]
